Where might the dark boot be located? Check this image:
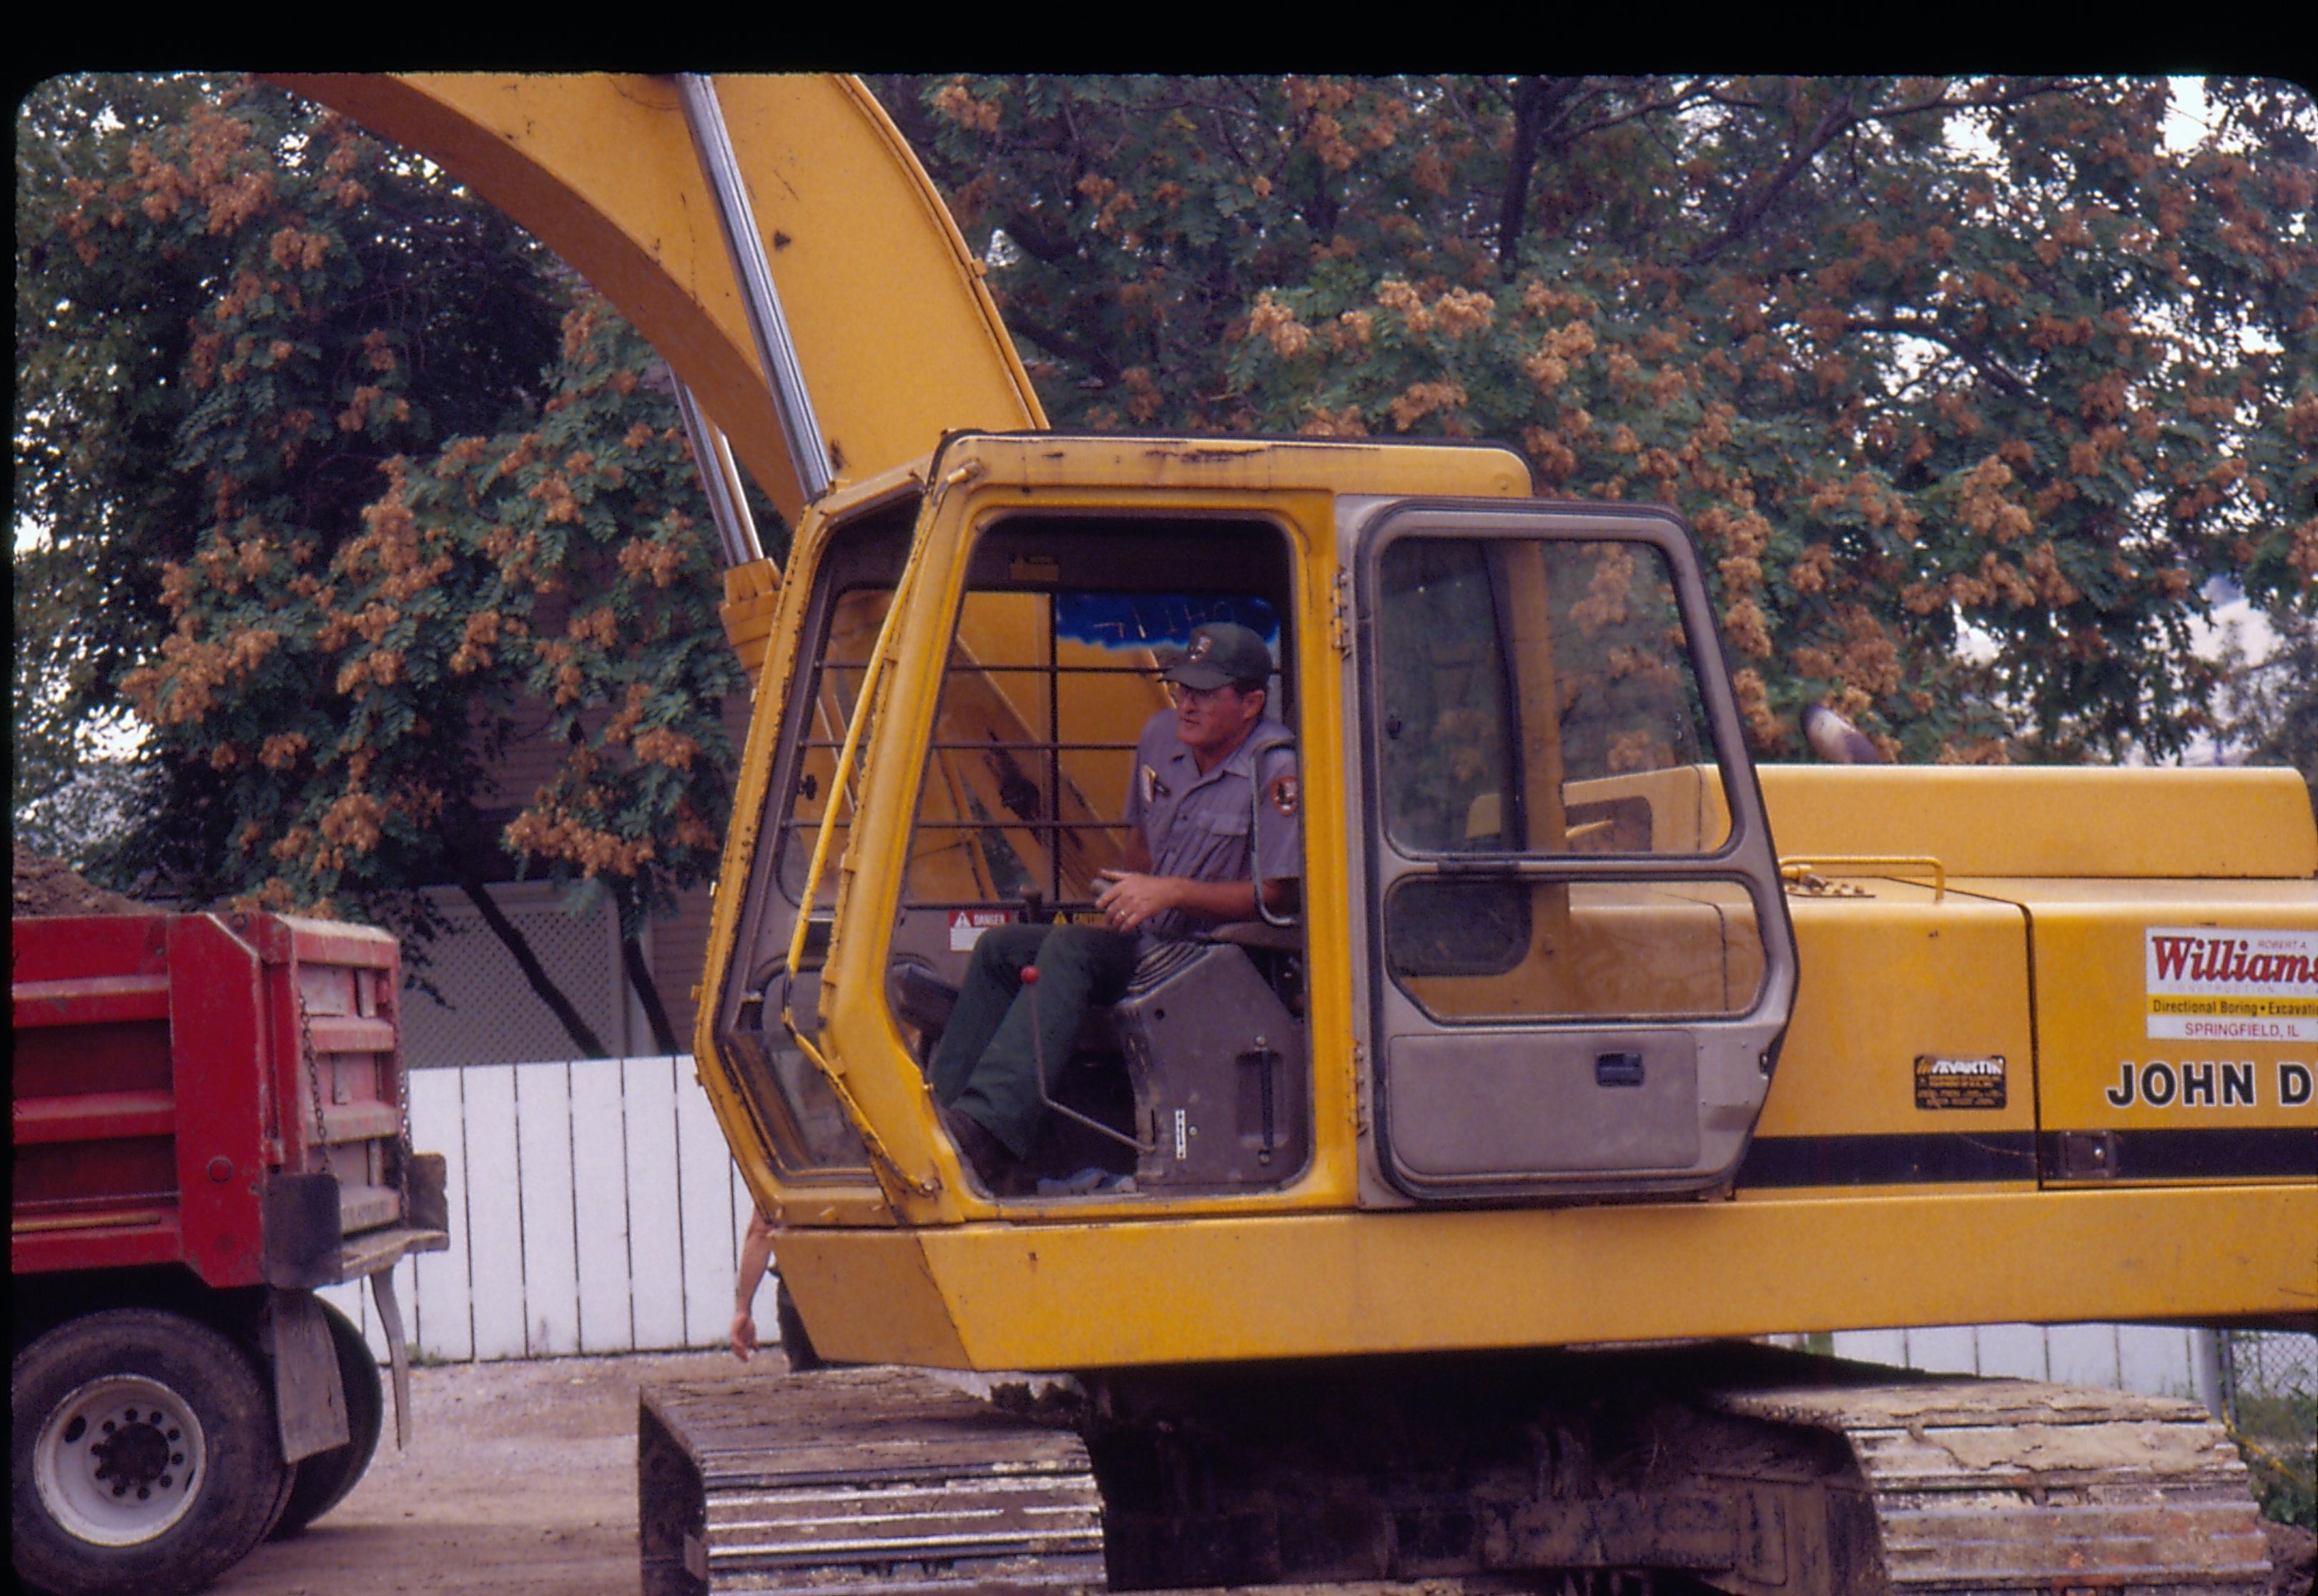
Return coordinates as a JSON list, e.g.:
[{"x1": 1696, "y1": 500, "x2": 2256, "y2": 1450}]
[{"x1": 940, "y1": 1103, "x2": 1022, "y2": 1195}]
